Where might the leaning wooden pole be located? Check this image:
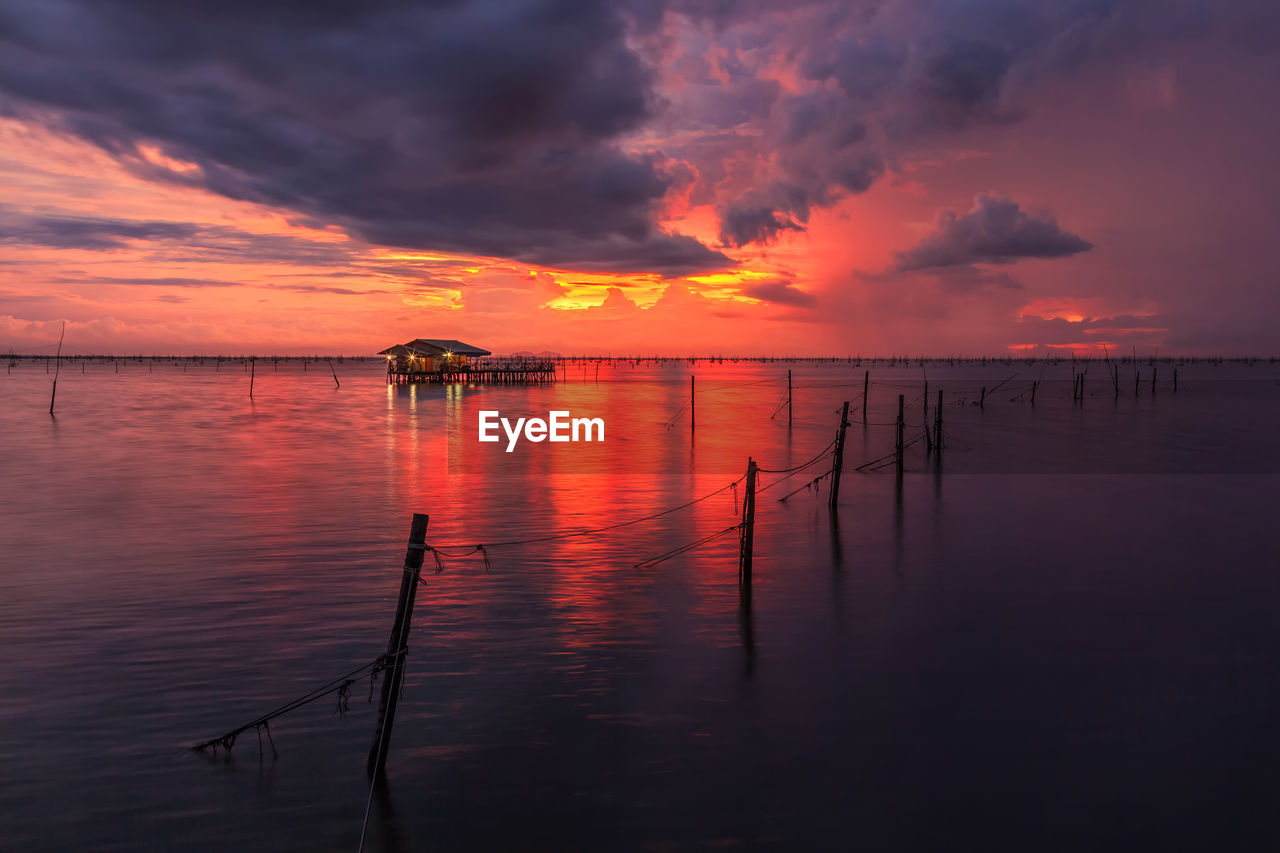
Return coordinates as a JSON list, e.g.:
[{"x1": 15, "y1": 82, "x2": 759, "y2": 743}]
[
  {"x1": 862, "y1": 370, "x2": 869, "y2": 425},
  {"x1": 48, "y1": 321, "x2": 65, "y2": 415},
  {"x1": 829, "y1": 401, "x2": 850, "y2": 510},
  {"x1": 249, "y1": 358, "x2": 256, "y2": 398},
  {"x1": 327, "y1": 358, "x2": 340, "y2": 389},
  {"x1": 367, "y1": 513, "x2": 430, "y2": 776},
  {"x1": 738, "y1": 459, "x2": 757, "y2": 590},
  {"x1": 895, "y1": 394, "x2": 905, "y2": 479}
]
